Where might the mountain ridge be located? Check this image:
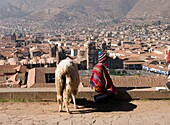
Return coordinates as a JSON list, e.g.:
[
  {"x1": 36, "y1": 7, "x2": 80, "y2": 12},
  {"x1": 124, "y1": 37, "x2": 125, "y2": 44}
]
[{"x1": 0, "y1": 0, "x2": 170, "y2": 30}]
